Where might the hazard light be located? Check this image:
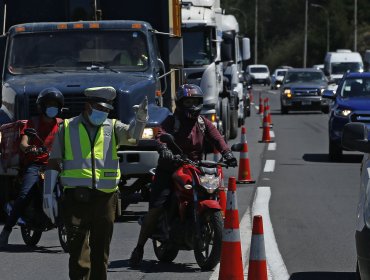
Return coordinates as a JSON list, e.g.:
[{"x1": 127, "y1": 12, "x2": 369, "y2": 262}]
[
  {"x1": 132, "y1": 23, "x2": 142, "y2": 29},
  {"x1": 73, "y1": 23, "x2": 84, "y2": 29},
  {"x1": 15, "y1": 26, "x2": 25, "y2": 32},
  {"x1": 89, "y1": 23, "x2": 100, "y2": 29},
  {"x1": 57, "y1": 24, "x2": 67, "y2": 30}
]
